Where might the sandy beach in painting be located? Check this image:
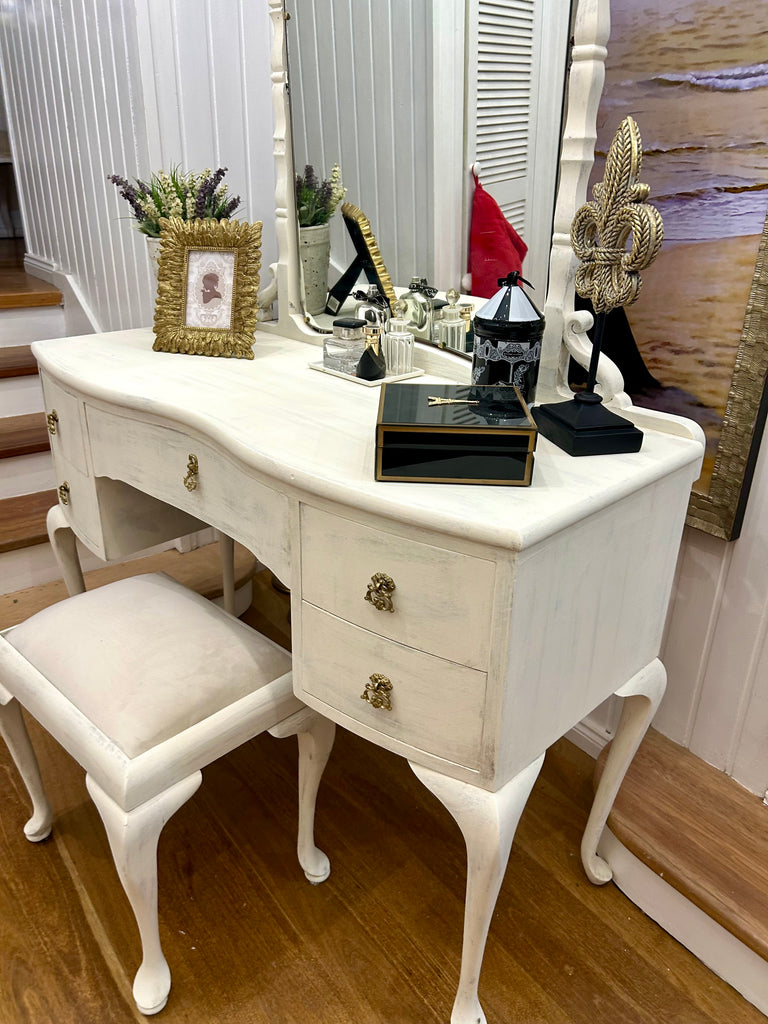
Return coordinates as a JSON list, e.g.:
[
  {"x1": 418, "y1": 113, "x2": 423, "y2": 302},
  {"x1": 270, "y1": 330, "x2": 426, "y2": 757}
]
[{"x1": 592, "y1": 0, "x2": 768, "y2": 491}]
